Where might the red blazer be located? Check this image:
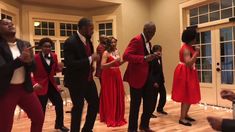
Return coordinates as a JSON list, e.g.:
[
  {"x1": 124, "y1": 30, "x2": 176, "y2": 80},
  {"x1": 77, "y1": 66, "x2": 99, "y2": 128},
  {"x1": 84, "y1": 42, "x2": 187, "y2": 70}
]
[
  {"x1": 123, "y1": 34, "x2": 149, "y2": 89},
  {"x1": 32, "y1": 52, "x2": 61, "y2": 95}
]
